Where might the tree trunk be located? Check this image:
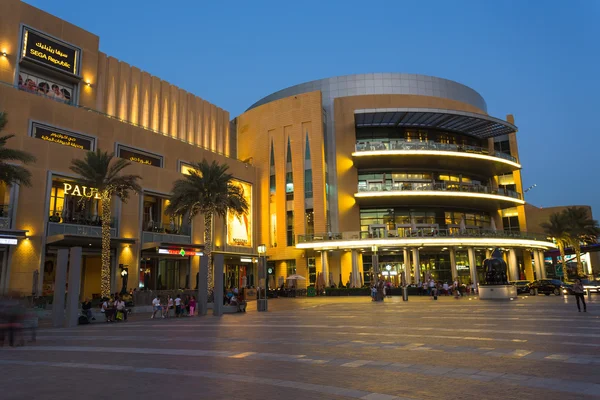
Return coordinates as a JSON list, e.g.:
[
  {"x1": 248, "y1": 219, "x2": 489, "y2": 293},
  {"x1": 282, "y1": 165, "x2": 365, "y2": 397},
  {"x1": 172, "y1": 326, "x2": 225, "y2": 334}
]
[
  {"x1": 101, "y1": 192, "x2": 112, "y2": 298},
  {"x1": 573, "y1": 241, "x2": 584, "y2": 276},
  {"x1": 204, "y1": 211, "x2": 214, "y2": 295},
  {"x1": 559, "y1": 243, "x2": 568, "y2": 281}
]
